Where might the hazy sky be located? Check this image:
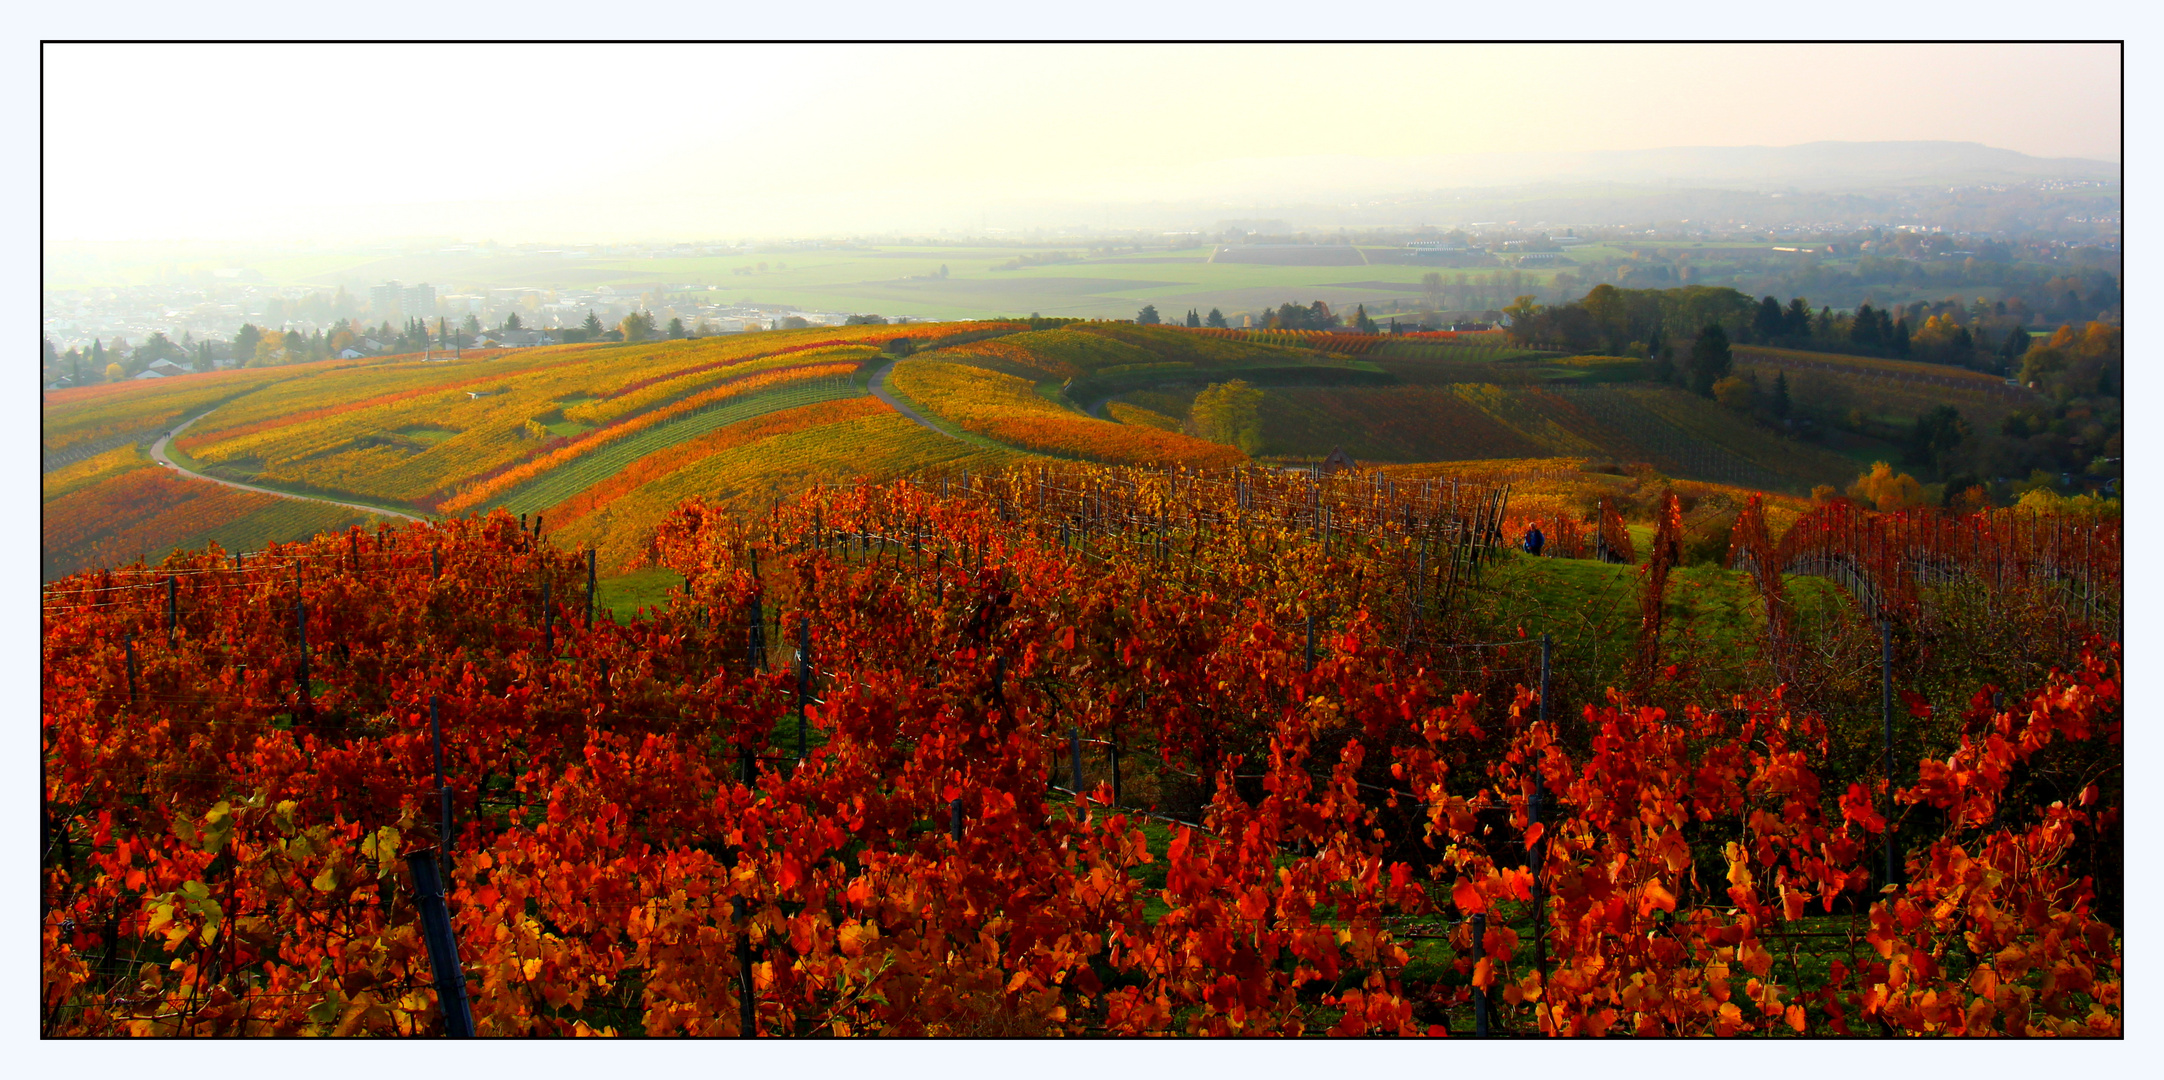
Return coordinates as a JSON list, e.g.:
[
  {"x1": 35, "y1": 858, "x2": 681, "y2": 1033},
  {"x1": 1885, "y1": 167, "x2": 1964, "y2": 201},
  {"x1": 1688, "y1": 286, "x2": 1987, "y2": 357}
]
[{"x1": 44, "y1": 43, "x2": 2121, "y2": 244}]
